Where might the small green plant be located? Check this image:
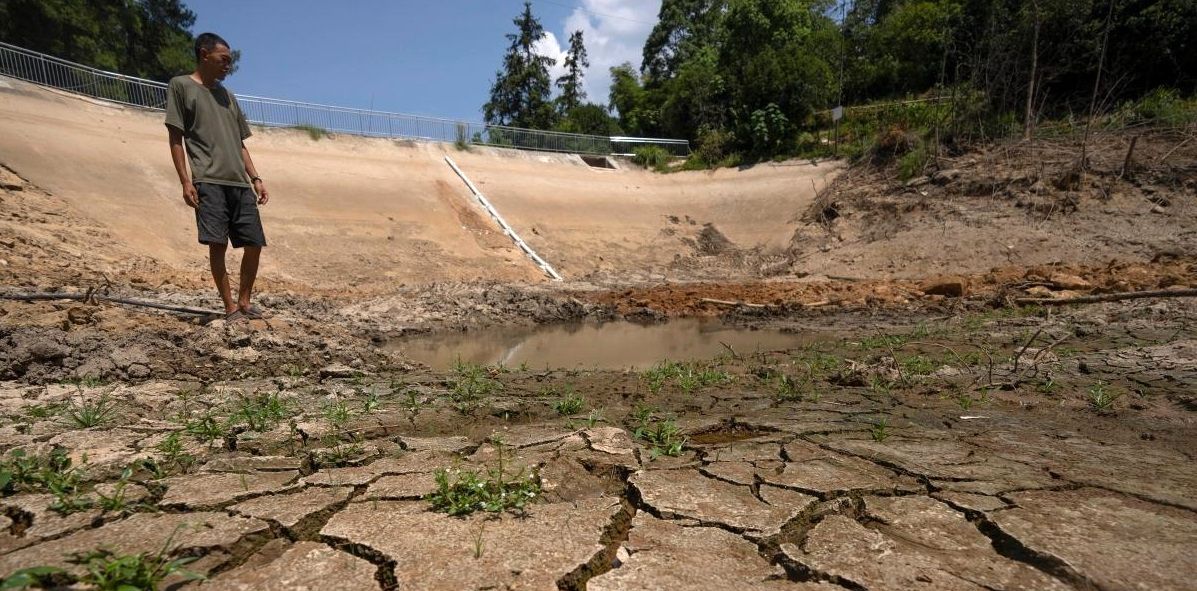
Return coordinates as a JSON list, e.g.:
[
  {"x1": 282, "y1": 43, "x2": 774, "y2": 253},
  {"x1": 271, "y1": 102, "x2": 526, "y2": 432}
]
[
  {"x1": 1088, "y1": 380, "x2": 1121, "y2": 412},
  {"x1": 0, "y1": 447, "x2": 91, "y2": 514},
  {"x1": 553, "y1": 394, "x2": 585, "y2": 416},
  {"x1": 449, "y1": 361, "x2": 503, "y2": 412},
  {"x1": 68, "y1": 529, "x2": 205, "y2": 590},
  {"x1": 183, "y1": 410, "x2": 228, "y2": 445},
  {"x1": 774, "y1": 373, "x2": 805, "y2": 401},
  {"x1": 360, "y1": 391, "x2": 382, "y2": 414},
  {"x1": 853, "y1": 334, "x2": 907, "y2": 351},
  {"x1": 155, "y1": 432, "x2": 195, "y2": 475},
  {"x1": 60, "y1": 393, "x2": 119, "y2": 428},
  {"x1": 0, "y1": 566, "x2": 66, "y2": 589},
  {"x1": 317, "y1": 441, "x2": 366, "y2": 468},
  {"x1": 632, "y1": 146, "x2": 671, "y2": 171},
  {"x1": 634, "y1": 418, "x2": 687, "y2": 458},
  {"x1": 232, "y1": 391, "x2": 293, "y2": 432},
  {"x1": 642, "y1": 360, "x2": 729, "y2": 394},
  {"x1": 402, "y1": 389, "x2": 424, "y2": 414},
  {"x1": 1036, "y1": 377, "x2": 1059, "y2": 394},
  {"x1": 900, "y1": 355, "x2": 937, "y2": 377},
  {"x1": 956, "y1": 393, "x2": 974, "y2": 411},
  {"x1": 869, "y1": 375, "x2": 894, "y2": 396},
  {"x1": 292, "y1": 123, "x2": 328, "y2": 141},
  {"x1": 583, "y1": 408, "x2": 604, "y2": 428},
  {"x1": 454, "y1": 122, "x2": 471, "y2": 150},
  {"x1": 22, "y1": 402, "x2": 65, "y2": 421},
  {"x1": 426, "y1": 444, "x2": 539, "y2": 516},
  {"x1": 870, "y1": 418, "x2": 891, "y2": 442},
  {"x1": 96, "y1": 467, "x2": 135, "y2": 513},
  {"x1": 323, "y1": 400, "x2": 353, "y2": 427}
]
